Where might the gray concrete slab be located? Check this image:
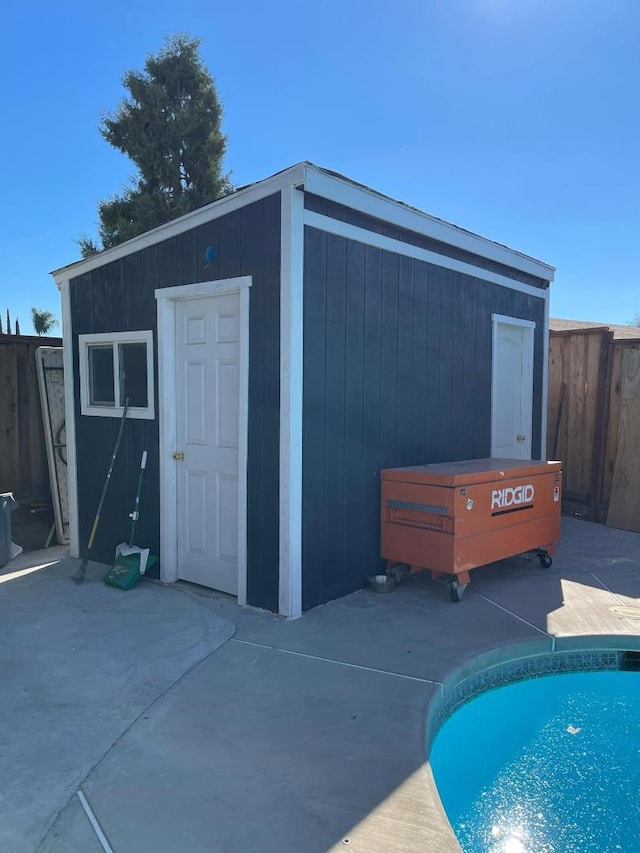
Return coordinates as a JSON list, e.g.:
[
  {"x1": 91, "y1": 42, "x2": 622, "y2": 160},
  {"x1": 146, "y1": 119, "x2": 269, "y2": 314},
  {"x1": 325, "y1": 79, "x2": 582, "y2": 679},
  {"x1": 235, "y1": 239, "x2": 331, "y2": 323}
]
[
  {"x1": 36, "y1": 796, "x2": 103, "y2": 853},
  {"x1": 0, "y1": 552, "x2": 234, "y2": 851},
  {"x1": 80, "y1": 641, "x2": 457, "y2": 853},
  {"x1": 201, "y1": 574, "x2": 546, "y2": 685},
  {"x1": 20, "y1": 519, "x2": 640, "y2": 852}
]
